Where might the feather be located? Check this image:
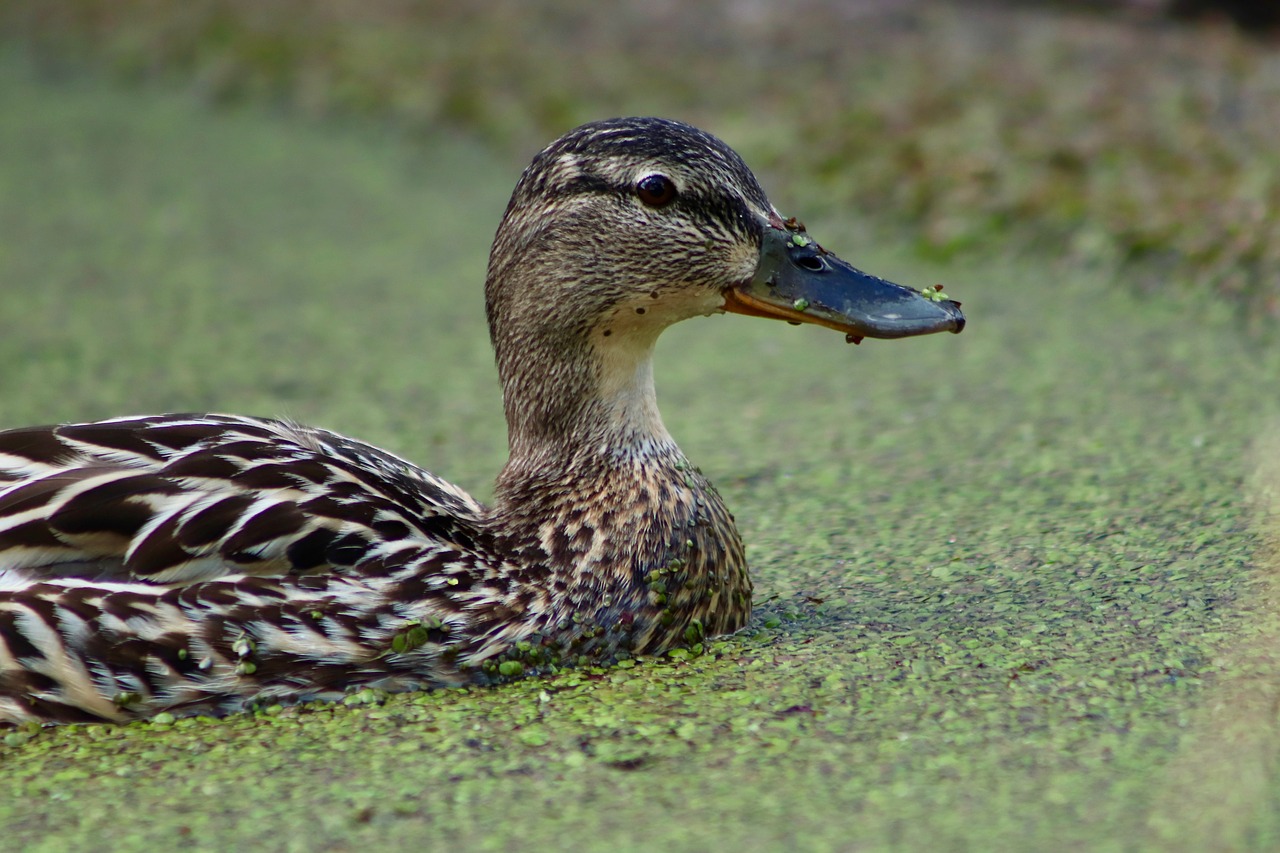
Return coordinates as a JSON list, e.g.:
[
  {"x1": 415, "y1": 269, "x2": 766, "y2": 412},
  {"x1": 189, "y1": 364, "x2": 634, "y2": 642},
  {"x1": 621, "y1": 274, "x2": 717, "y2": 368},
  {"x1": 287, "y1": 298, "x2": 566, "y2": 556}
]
[{"x1": 0, "y1": 117, "x2": 960, "y2": 724}]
